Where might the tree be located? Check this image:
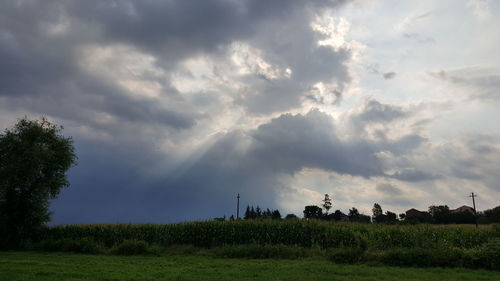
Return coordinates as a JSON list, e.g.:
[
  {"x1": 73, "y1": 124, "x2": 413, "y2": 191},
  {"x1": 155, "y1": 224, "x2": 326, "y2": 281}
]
[
  {"x1": 0, "y1": 118, "x2": 76, "y2": 248},
  {"x1": 303, "y1": 205, "x2": 323, "y2": 219},
  {"x1": 285, "y1": 213, "x2": 298, "y2": 219},
  {"x1": 348, "y1": 207, "x2": 370, "y2": 223},
  {"x1": 244, "y1": 206, "x2": 251, "y2": 219},
  {"x1": 385, "y1": 211, "x2": 397, "y2": 223},
  {"x1": 322, "y1": 194, "x2": 332, "y2": 214},
  {"x1": 429, "y1": 205, "x2": 451, "y2": 224},
  {"x1": 399, "y1": 213, "x2": 406, "y2": 221},
  {"x1": 271, "y1": 209, "x2": 281, "y2": 220},
  {"x1": 348, "y1": 207, "x2": 360, "y2": 218},
  {"x1": 255, "y1": 206, "x2": 262, "y2": 218},
  {"x1": 372, "y1": 203, "x2": 384, "y2": 223},
  {"x1": 332, "y1": 210, "x2": 346, "y2": 221}
]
